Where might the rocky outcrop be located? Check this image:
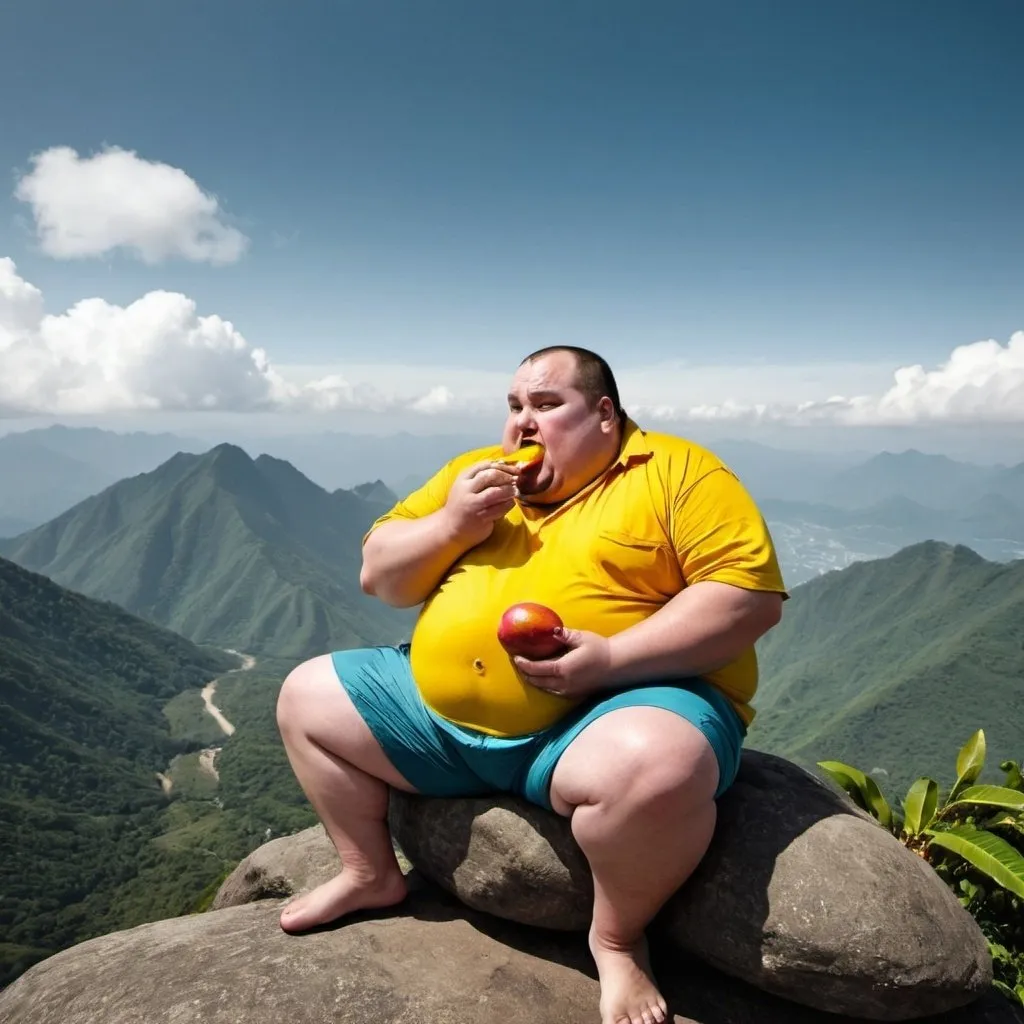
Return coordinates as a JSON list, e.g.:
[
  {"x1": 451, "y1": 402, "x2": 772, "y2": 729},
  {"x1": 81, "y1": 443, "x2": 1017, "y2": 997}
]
[
  {"x1": 1, "y1": 750, "x2": 1017, "y2": 1024},
  {"x1": 387, "y1": 751, "x2": 994, "y2": 1021},
  {"x1": 0, "y1": 890, "x2": 1020, "y2": 1024},
  {"x1": 211, "y1": 823, "x2": 351, "y2": 910}
]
